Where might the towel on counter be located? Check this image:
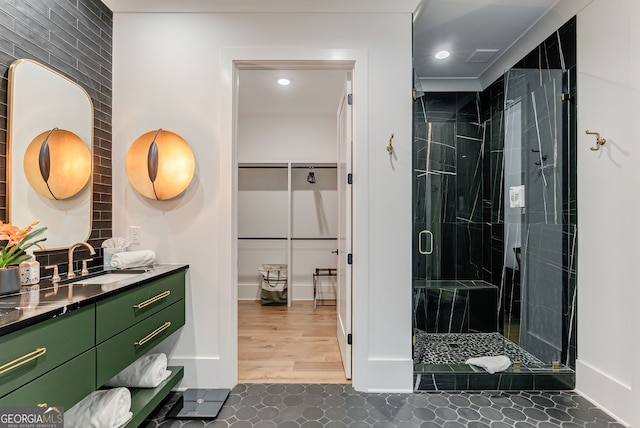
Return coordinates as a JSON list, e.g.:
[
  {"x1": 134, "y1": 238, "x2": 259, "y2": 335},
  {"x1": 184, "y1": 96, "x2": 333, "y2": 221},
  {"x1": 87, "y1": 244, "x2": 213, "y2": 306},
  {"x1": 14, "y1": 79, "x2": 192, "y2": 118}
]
[
  {"x1": 65, "y1": 387, "x2": 132, "y2": 428},
  {"x1": 111, "y1": 250, "x2": 156, "y2": 269},
  {"x1": 105, "y1": 353, "x2": 171, "y2": 388},
  {"x1": 465, "y1": 356, "x2": 511, "y2": 374}
]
